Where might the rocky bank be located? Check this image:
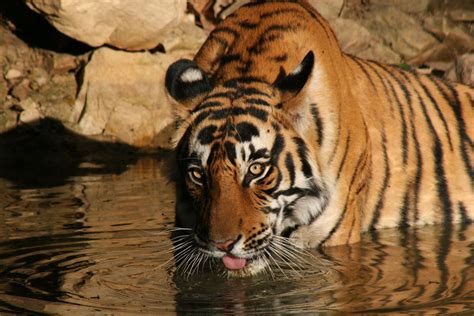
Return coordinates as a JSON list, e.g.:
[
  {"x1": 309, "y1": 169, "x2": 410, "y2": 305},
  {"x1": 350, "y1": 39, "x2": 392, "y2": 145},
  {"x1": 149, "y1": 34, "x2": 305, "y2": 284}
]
[{"x1": 0, "y1": 0, "x2": 473, "y2": 151}]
